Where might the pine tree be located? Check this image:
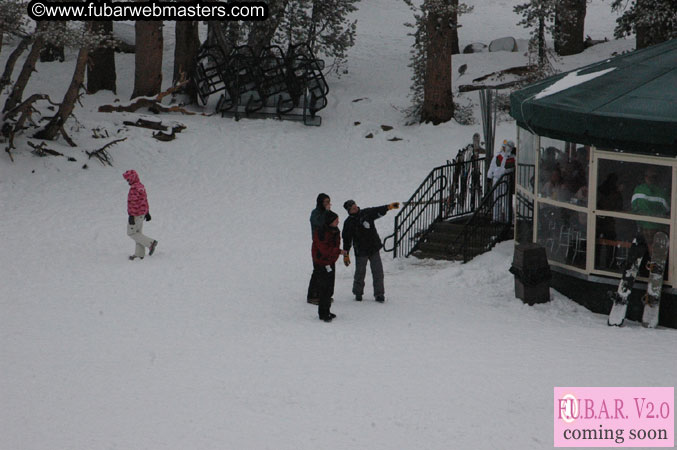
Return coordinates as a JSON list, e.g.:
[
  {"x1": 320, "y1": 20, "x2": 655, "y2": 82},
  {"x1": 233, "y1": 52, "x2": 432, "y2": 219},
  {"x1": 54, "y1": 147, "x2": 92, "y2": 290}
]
[
  {"x1": 554, "y1": 0, "x2": 586, "y2": 56},
  {"x1": 404, "y1": 0, "x2": 472, "y2": 123},
  {"x1": 87, "y1": 21, "x2": 117, "y2": 94},
  {"x1": 612, "y1": 0, "x2": 677, "y2": 49},
  {"x1": 274, "y1": 0, "x2": 359, "y2": 73},
  {"x1": 205, "y1": 0, "x2": 358, "y2": 73},
  {"x1": 0, "y1": 0, "x2": 29, "y2": 41},
  {"x1": 36, "y1": 22, "x2": 115, "y2": 141},
  {"x1": 174, "y1": 20, "x2": 200, "y2": 101},
  {"x1": 132, "y1": 21, "x2": 163, "y2": 98},
  {"x1": 514, "y1": 0, "x2": 556, "y2": 75}
]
